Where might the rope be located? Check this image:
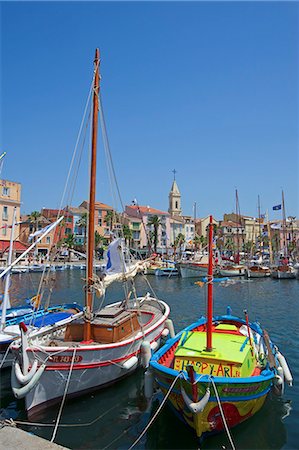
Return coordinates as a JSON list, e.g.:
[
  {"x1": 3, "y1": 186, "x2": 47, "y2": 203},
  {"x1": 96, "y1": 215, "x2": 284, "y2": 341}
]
[
  {"x1": 0, "y1": 343, "x2": 12, "y2": 369},
  {"x1": 11, "y1": 402, "x2": 121, "y2": 428},
  {"x1": 210, "y1": 378, "x2": 236, "y2": 450},
  {"x1": 128, "y1": 372, "x2": 182, "y2": 450},
  {"x1": 50, "y1": 347, "x2": 77, "y2": 442}
]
